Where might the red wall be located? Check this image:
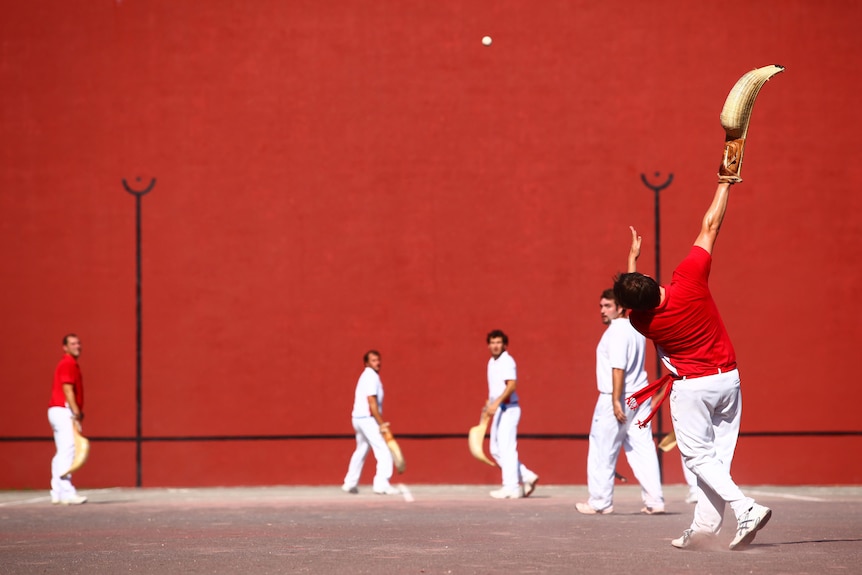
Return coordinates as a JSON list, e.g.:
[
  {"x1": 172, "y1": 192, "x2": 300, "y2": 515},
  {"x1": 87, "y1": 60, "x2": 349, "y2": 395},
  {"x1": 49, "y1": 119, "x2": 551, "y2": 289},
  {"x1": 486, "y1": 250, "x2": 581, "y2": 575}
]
[{"x1": 2, "y1": 1, "x2": 861, "y2": 488}]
